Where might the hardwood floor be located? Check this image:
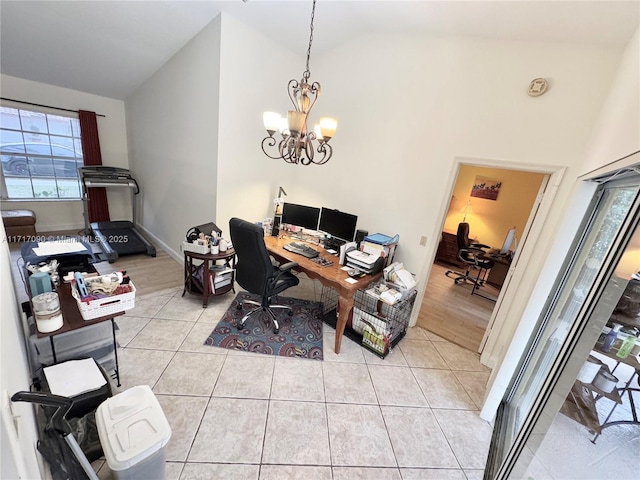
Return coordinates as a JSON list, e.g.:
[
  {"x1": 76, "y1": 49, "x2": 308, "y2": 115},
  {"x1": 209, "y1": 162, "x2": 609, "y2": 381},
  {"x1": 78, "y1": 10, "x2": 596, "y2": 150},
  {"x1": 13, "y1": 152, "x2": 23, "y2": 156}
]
[
  {"x1": 9, "y1": 230, "x2": 183, "y2": 304},
  {"x1": 416, "y1": 262, "x2": 498, "y2": 352},
  {"x1": 92, "y1": 249, "x2": 183, "y2": 297}
]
